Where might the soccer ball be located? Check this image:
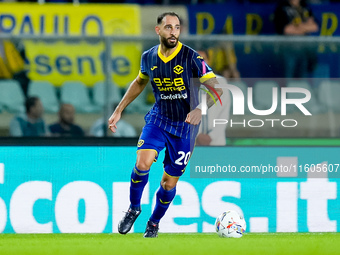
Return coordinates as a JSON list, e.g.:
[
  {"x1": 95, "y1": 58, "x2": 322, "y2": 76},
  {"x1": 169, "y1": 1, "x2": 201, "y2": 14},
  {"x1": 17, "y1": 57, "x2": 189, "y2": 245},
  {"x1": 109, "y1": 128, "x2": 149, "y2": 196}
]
[{"x1": 215, "y1": 210, "x2": 246, "y2": 238}]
